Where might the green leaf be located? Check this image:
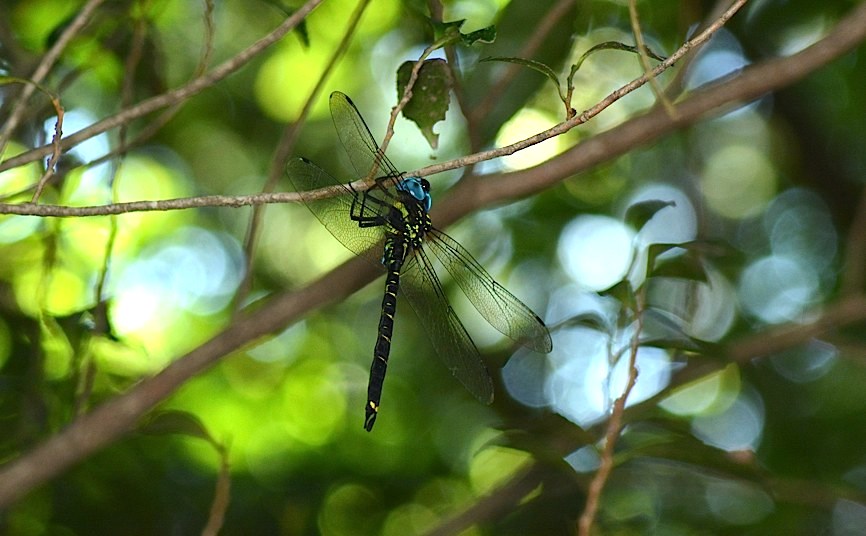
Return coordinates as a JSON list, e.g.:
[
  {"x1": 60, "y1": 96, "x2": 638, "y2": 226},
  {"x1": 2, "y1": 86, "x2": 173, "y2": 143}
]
[
  {"x1": 624, "y1": 199, "x2": 676, "y2": 231},
  {"x1": 649, "y1": 239, "x2": 737, "y2": 281},
  {"x1": 140, "y1": 410, "x2": 215, "y2": 444},
  {"x1": 560, "y1": 310, "x2": 613, "y2": 334},
  {"x1": 481, "y1": 56, "x2": 564, "y2": 100},
  {"x1": 396, "y1": 59, "x2": 452, "y2": 149},
  {"x1": 40, "y1": 316, "x2": 74, "y2": 380},
  {"x1": 649, "y1": 249, "x2": 709, "y2": 283},
  {"x1": 571, "y1": 40, "x2": 668, "y2": 77},
  {"x1": 460, "y1": 25, "x2": 496, "y2": 45},
  {"x1": 431, "y1": 20, "x2": 496, "y2": 47},
  {"x1": 640, "y1": 308, "x2": 701, "y2": 351},
  {"x1": 605, "y1": 279, "x2": 634, "y2": 306},
  {"x1": 645, "y1": 242, "x2": 685, "y2": 275}
]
